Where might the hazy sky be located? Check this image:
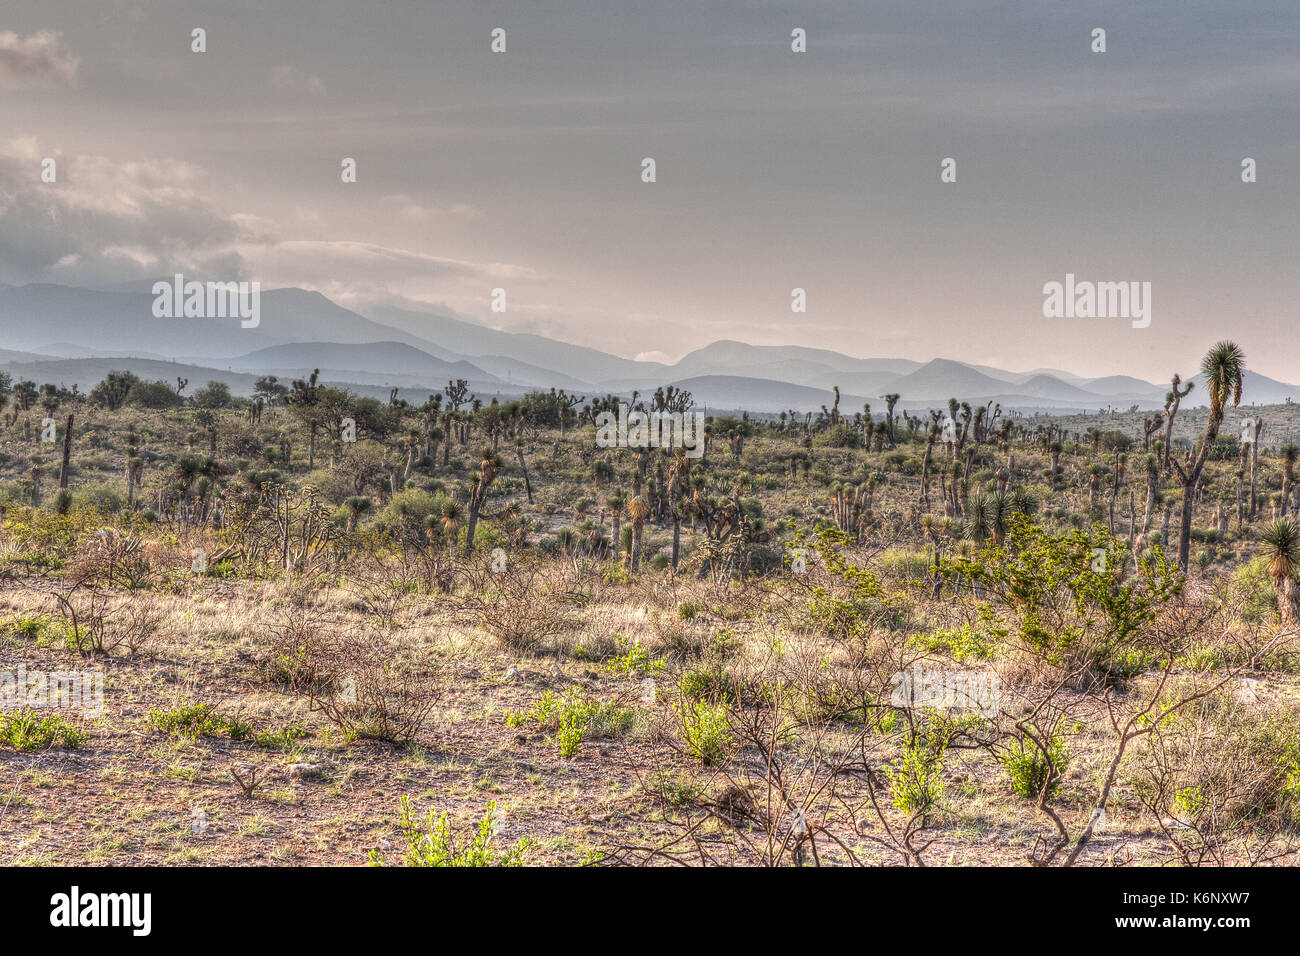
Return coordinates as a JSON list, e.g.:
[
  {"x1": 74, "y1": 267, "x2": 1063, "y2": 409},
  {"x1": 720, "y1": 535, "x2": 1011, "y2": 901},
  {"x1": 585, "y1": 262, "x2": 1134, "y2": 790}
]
[{"x1": 2, "y1": 0, "x2": 1298, "y2": 381}]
